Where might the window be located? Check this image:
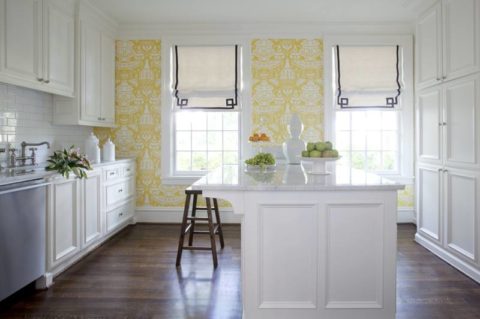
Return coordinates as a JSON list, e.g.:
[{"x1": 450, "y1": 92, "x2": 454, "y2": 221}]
[
  {"x1": 161, "y1": 39, "x2": 245, "y2": 184},
  {"x1": 324, "y1": 36, "x2": 414, "y2": 180}
]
